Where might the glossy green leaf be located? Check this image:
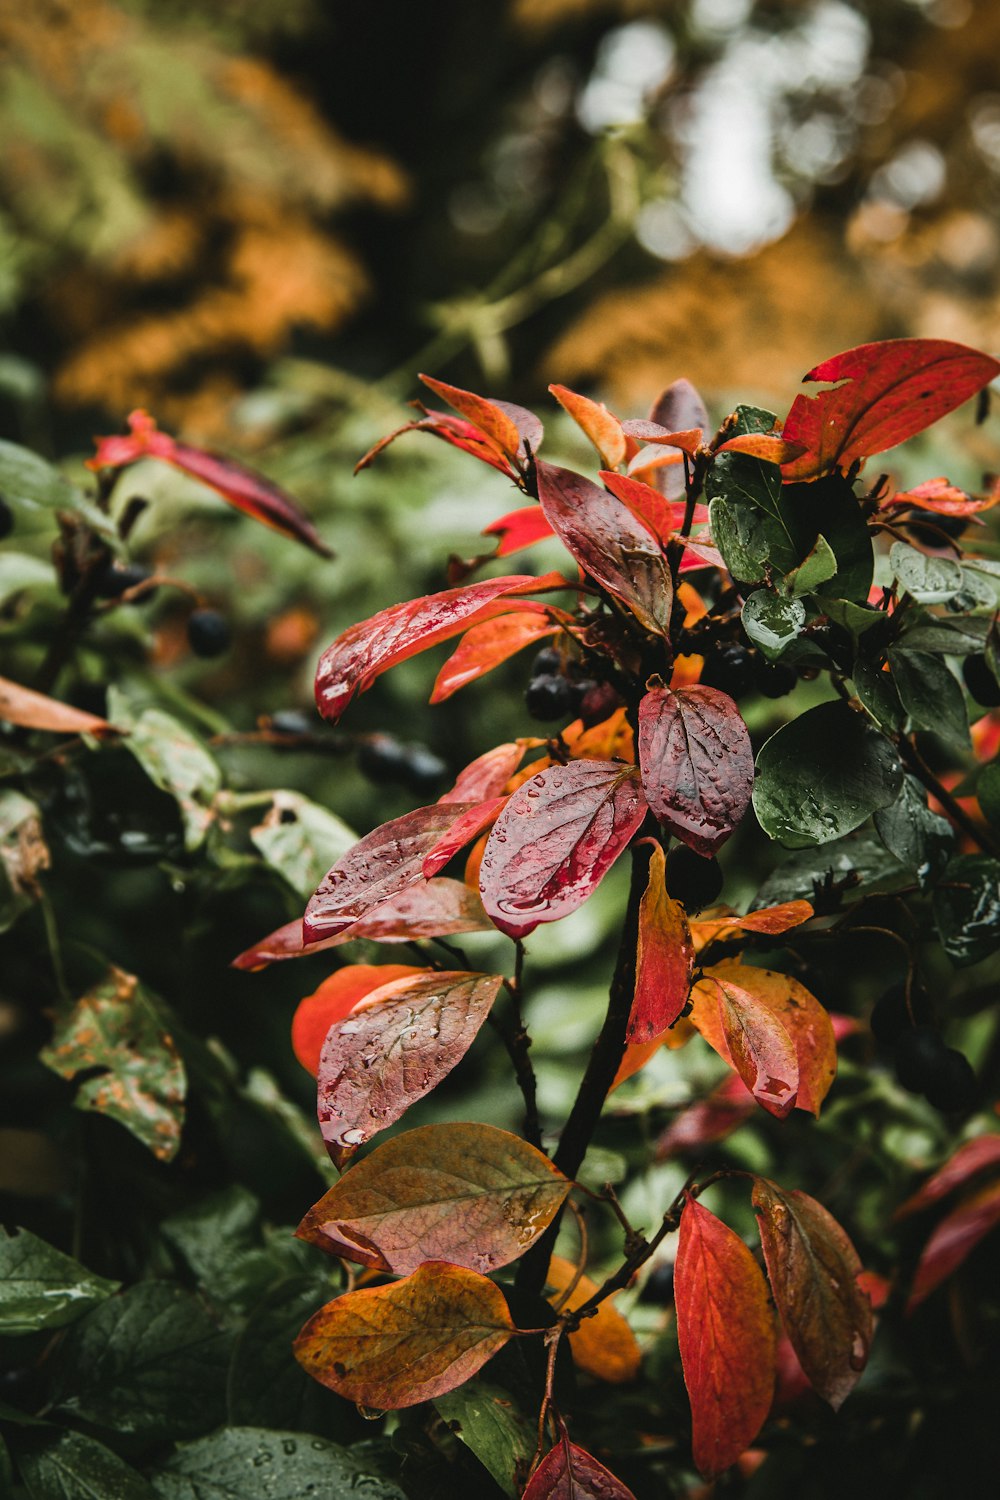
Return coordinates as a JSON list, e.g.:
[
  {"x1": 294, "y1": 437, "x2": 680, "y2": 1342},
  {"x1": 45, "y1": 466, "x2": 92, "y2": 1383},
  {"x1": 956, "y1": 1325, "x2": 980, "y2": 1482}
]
[
  {"x1": 852, "y1": 659, "x2": 904, "y2": 732},
  {"x1": 226, "y1": 1277, "x2": 355, "y2": 1437},
  {"x1": 250, "y1": 792, "x2": 357, "y2": 899},
  {"x1": 890, "y1": 541, "x2": 964, "y2": 604},
  {"x1": 109, "y1": 690, "x2": 221, "y2": 850},
  {"x1": 0, "y1": 1228, "x2": 119, "y2": 1336},
  {"x1": 754, "y1": 829, "x2": 905, "y2": 907},
  {"x1": 753, "y1": 701, "x2": 902, "y2": 848},
  {"x1": 150, "y1": 1427, "x2": 406, "y2": 1500},
  {"x1": 874, "y1": 775, "x2": 954, "y2": 888},
  {"x1": 896, "y1": 615, "x2": 990, "y2": 655},
  {"x1": 888, "y1": 649, "x2": 970, "y2": 747},
  {"x1": 822, "y1": 598, "x2": 888, "y2": 640},
  {"x1": 434, "y1": 1380, "x2": 535, "y2": 1496},
  {"x1": 932, "y1": 855, "x2": 1000, "y2": 966},
  {"x1": 741, "y1": 592, "x2": 805, "y2": 659},
  {"x1": 18, "y1": 1430, "x2": 156, "y2": 1500},
  {"x1": 785, "y1": 534, "x2": 837, "y2": 595}
]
